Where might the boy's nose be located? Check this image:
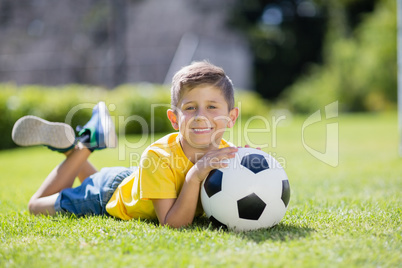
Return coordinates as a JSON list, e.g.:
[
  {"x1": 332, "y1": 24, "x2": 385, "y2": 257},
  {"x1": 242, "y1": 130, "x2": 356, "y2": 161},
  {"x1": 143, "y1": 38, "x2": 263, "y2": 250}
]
[
  {"x1": 194, "y1": 110, "x2": 208, "y2": 121},
  {"x1": 195, "y1": 109, "x2": 205, "y2": 119},
  {"x1": 194, "y1": 114, "x2": 206, "y2": 121}
]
